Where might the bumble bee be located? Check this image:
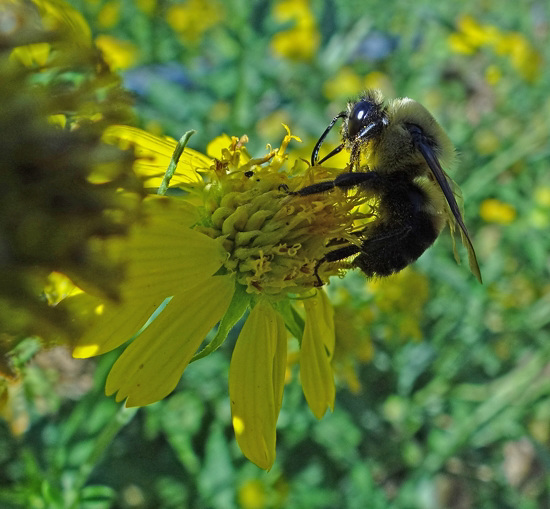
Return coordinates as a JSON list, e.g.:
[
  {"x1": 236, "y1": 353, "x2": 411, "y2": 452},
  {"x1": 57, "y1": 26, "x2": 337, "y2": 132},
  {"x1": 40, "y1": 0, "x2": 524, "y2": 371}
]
[{"x1": 293, "y1": 90, "x2": 482, "y2": 285}]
